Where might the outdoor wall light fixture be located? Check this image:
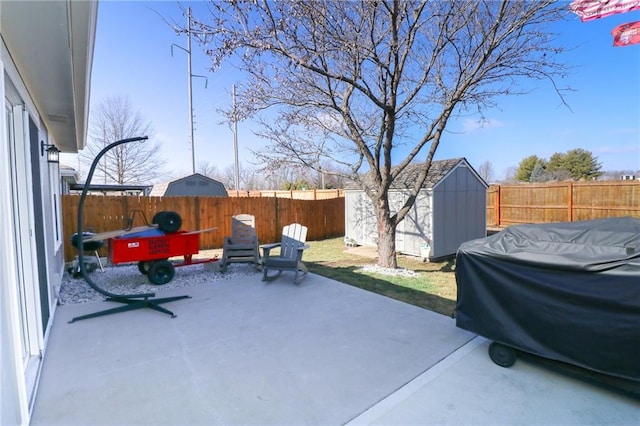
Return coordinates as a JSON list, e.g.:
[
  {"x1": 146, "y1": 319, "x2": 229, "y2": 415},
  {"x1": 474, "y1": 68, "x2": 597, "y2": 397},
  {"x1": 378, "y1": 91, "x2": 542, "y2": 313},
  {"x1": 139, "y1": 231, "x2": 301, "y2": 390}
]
[{"x1": 41, "y1": 140, "x2": 60, "y2": 163}]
